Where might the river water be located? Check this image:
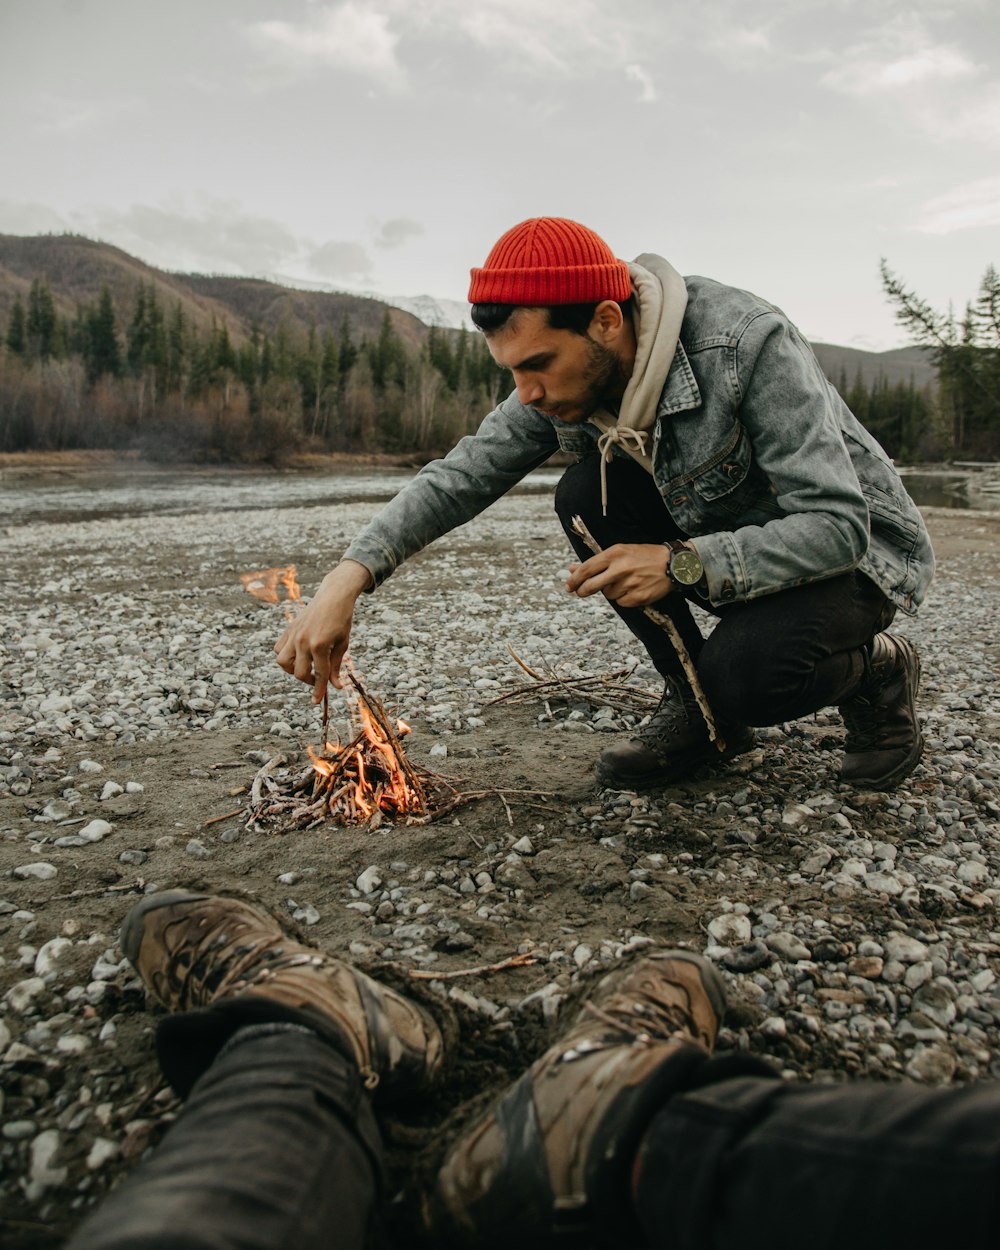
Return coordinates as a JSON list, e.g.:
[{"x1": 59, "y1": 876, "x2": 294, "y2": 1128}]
[{"x1": 0, "y1": 464, "x2": 995, "y2": 526}]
